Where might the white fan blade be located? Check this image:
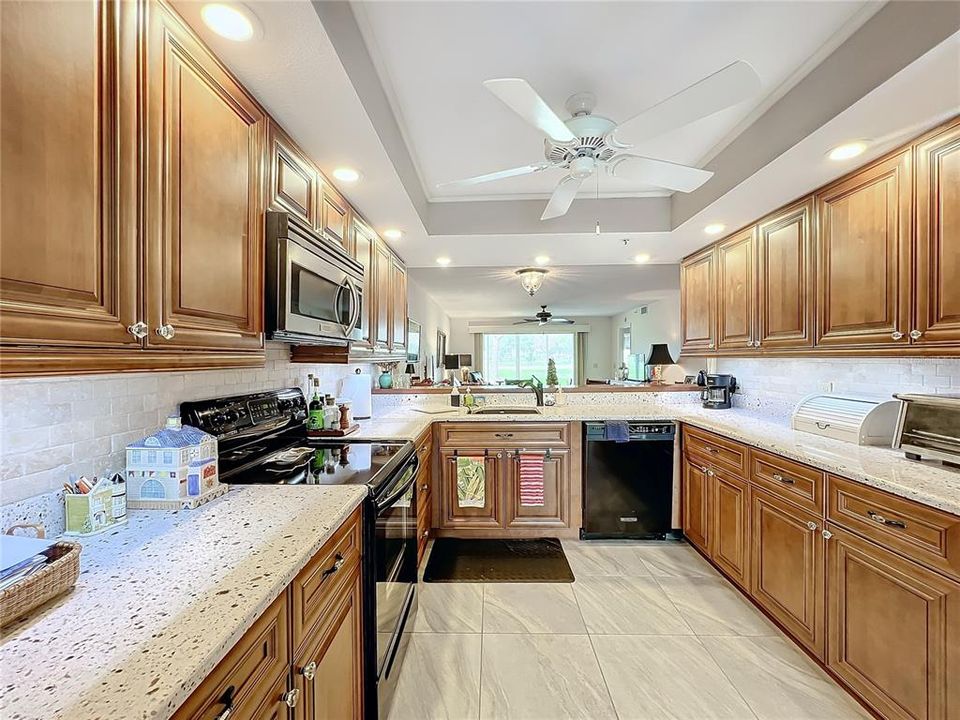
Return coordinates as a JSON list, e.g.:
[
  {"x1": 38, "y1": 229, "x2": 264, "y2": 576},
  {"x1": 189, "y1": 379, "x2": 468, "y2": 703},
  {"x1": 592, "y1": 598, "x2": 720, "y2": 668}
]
[
  {"x1": 612, "y1": 61, "x2": 761, "y2": 144},
  {"x1": 483, "y1": 79, "x2": 576, "y2": 143},
  {"x1": 438, "y1": 163, "x2": 551, "y2": 188},
  {"x1": 541, "y1": 175, "x2": 584, "y2": 220},
  {"x1": 610, "y1": 155, "x2": 713, "y2": 193}
]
